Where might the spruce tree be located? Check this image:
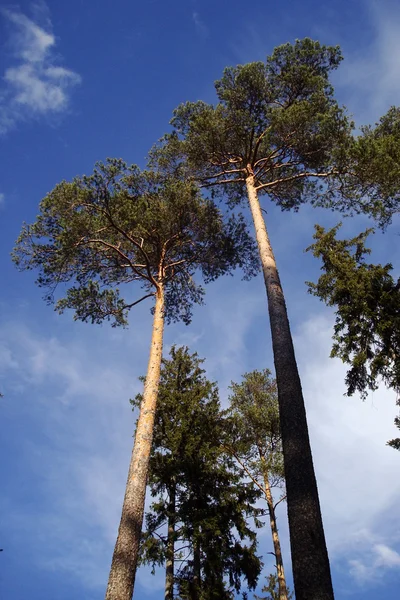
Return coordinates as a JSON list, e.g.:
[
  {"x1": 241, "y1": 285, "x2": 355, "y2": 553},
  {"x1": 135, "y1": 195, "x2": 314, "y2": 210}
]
[
  {"x1": 134, "y1": 346, "x2": 262, "y2": 599},
  {"x1": 307, "y1": 223, "x2": 400, "y2": 449},
  {"x1": 12, "y1": 160, "x2": 259, "y2": 600}
]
